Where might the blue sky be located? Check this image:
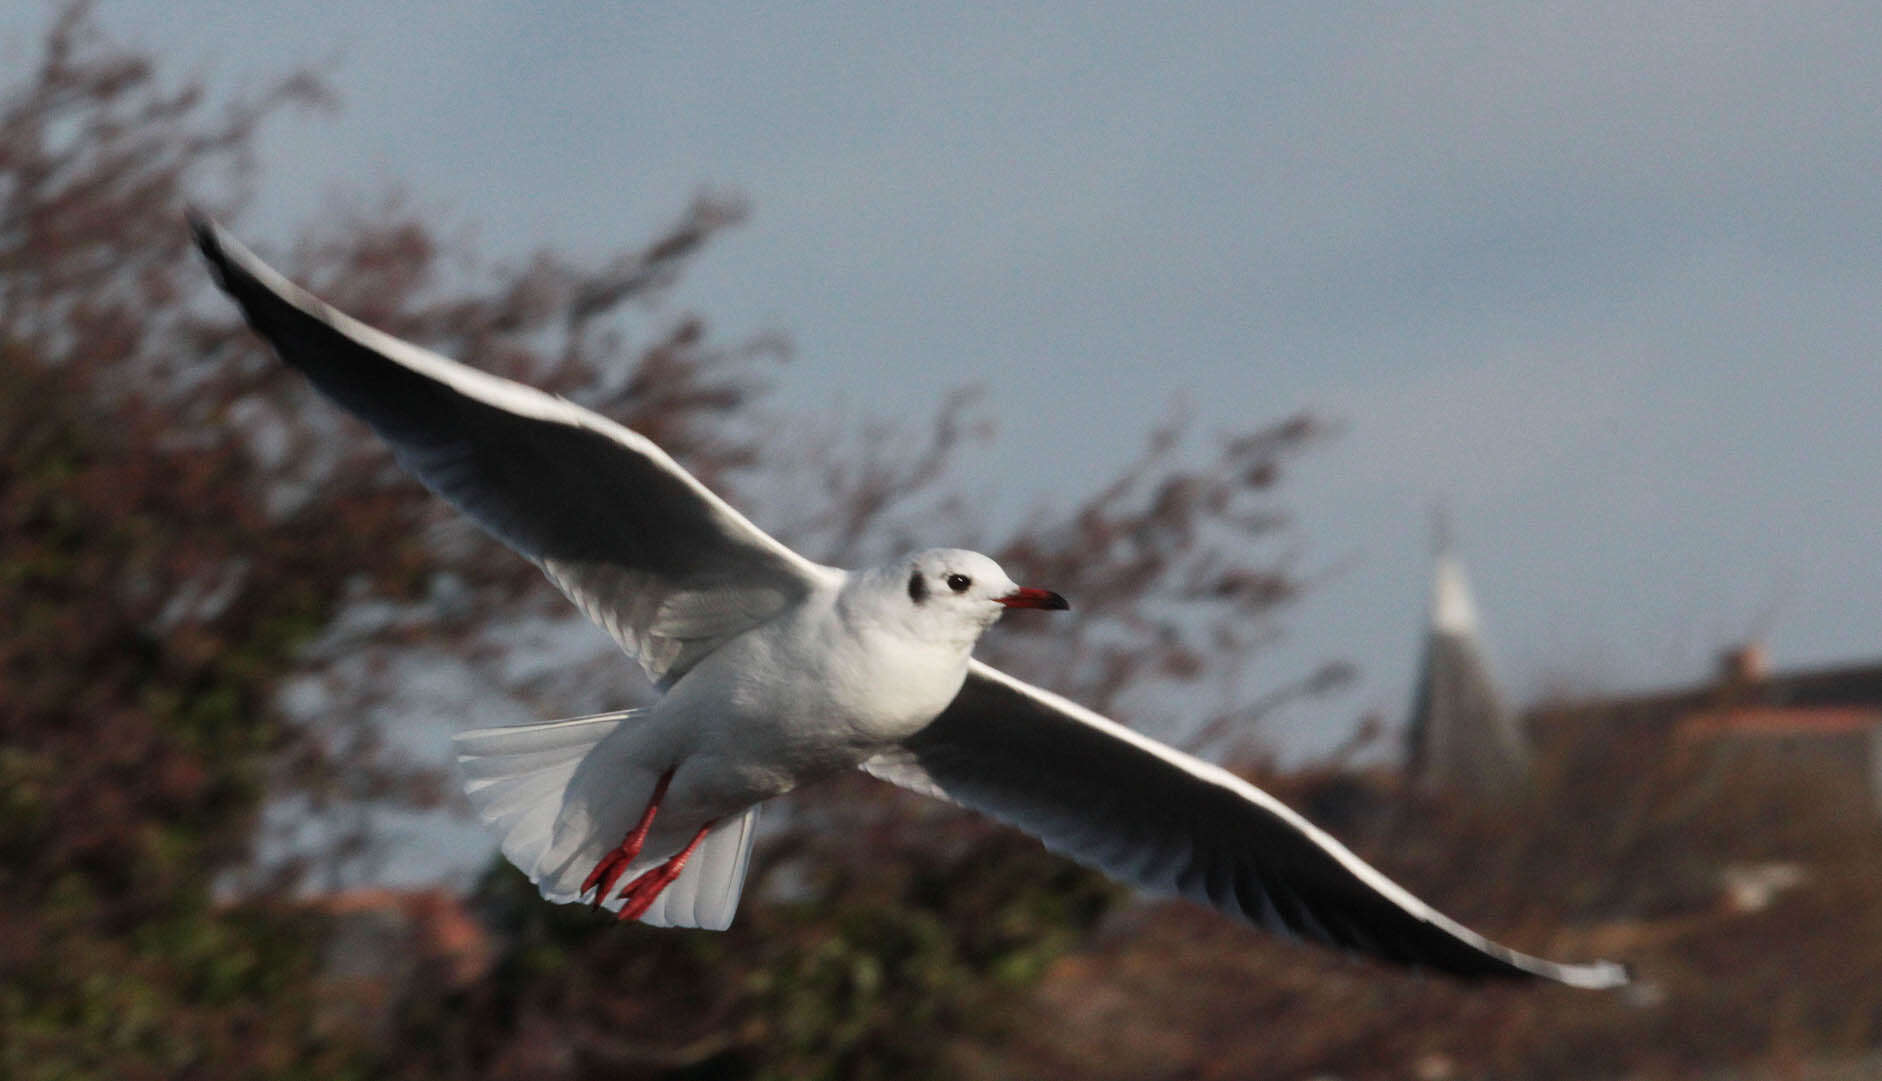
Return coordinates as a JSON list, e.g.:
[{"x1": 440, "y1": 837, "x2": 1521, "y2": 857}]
[{"x1": 59, "y1": 2, "x2": 1882, "y2": 763}]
